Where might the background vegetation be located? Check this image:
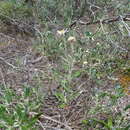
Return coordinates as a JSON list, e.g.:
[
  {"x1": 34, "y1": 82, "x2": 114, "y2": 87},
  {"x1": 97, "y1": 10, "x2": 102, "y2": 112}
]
[{"x1": 0, "y1": 0, "x2": 129, "y2": 129}]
